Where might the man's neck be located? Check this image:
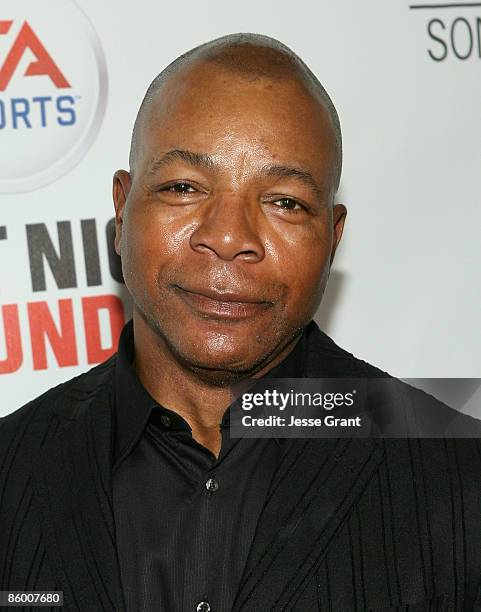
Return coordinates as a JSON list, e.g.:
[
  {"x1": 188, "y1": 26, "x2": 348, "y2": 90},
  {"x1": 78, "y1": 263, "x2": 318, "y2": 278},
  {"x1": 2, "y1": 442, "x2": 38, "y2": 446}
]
[{"x1": 131, "y1": 313, "x2": 301, "y2": 457}]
